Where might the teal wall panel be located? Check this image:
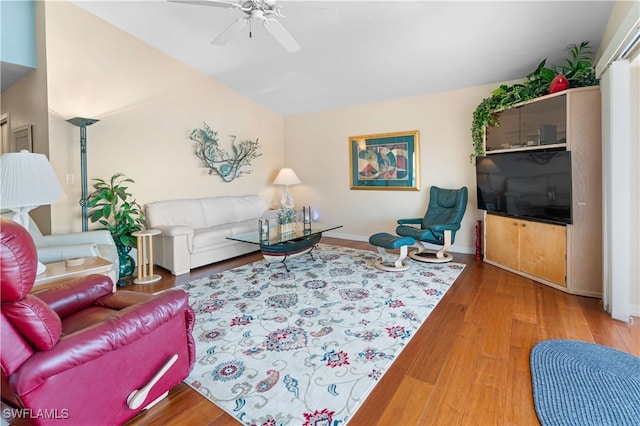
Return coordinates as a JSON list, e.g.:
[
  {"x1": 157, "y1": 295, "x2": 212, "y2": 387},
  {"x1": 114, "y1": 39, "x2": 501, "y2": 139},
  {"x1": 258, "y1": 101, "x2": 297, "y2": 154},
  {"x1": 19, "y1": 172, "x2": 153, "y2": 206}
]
[{"x1": 1, "y1": 0, "x2": 36, "y2": 67}]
